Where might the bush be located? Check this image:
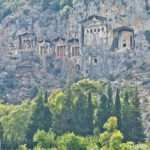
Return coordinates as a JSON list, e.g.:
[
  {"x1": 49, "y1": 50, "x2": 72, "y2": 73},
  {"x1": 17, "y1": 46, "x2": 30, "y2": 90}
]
[
  {"x1": 60, "y1": 5, "x2": 71, "y2": 18},
  {"x1": 57, "y1": 133, "x2": 86, "y2": 150},
  {"x1": 18, "y1": 144, "x2": 28, "y2": 150},
  {"x1": 131, "y1": 143, "x2": 150, "y2": 150},
  {"x1": 125, "y1": 72, "x2": 133, "y2": 80},
  {"x1": 46, "y1": 62, "x2": 54, "y2": 73},
  {"x1": 7, "y1": 70, "x2": 15, "y2": 79},
  {"x1": 106, "y1": 74, "x2": 115, "y2": 81},
  {"x1": 54, "y1": 68, "x2": 61, "y2": 76},
  {"x1": 23, "y1": 9, "x2": 30, "y2": 15},
  {"x1": 3, "y1": 78, "x2": 14, "y2": 89},
  {"x1": 0, "y1": 8, "x2": 12, "y2": 22},
  {"x1": 139, "y1": 62, "x2": 147, "y2": 71},
  {"x1": 33, "y1": 129, "x2": 56, "y2": 149},
  {"x1": 145, "y1": 30, "x2": 150, "y2": 43},
  {"x1": 126, "y1": 62, "x2": 133, "y2": 69},
  {"x1": 29, "y1": 86, "x2": 39, "y2": 99},
  {"x1": 0, "y1": 84, "x2": 5, "y2": 93}
]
